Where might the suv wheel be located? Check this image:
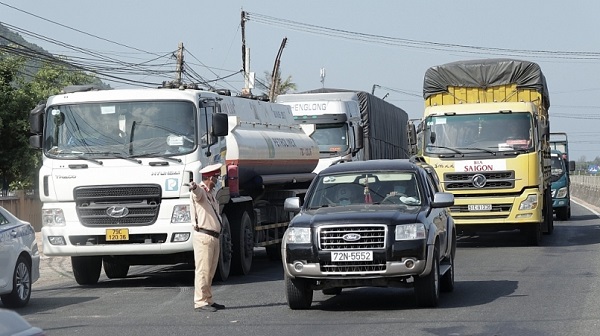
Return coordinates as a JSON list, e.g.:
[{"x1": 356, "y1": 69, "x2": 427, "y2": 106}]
[
  {"x1": 285, "y1": 274, "x2": 313, "y2": 310},
  {"x1": 415, "y1": 245, "x2": 440, "y2": 308}
]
